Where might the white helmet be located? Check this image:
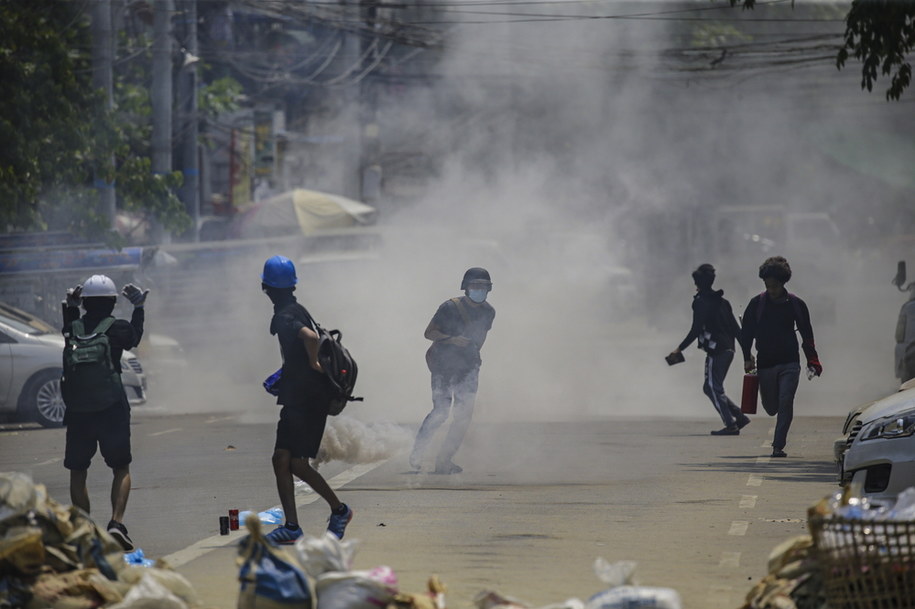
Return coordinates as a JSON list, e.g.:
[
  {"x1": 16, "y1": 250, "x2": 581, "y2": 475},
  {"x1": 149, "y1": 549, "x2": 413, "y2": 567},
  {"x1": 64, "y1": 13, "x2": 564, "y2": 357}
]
[{"x1": 81, "y1": 274, "x2": 118, "y2": 298}]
